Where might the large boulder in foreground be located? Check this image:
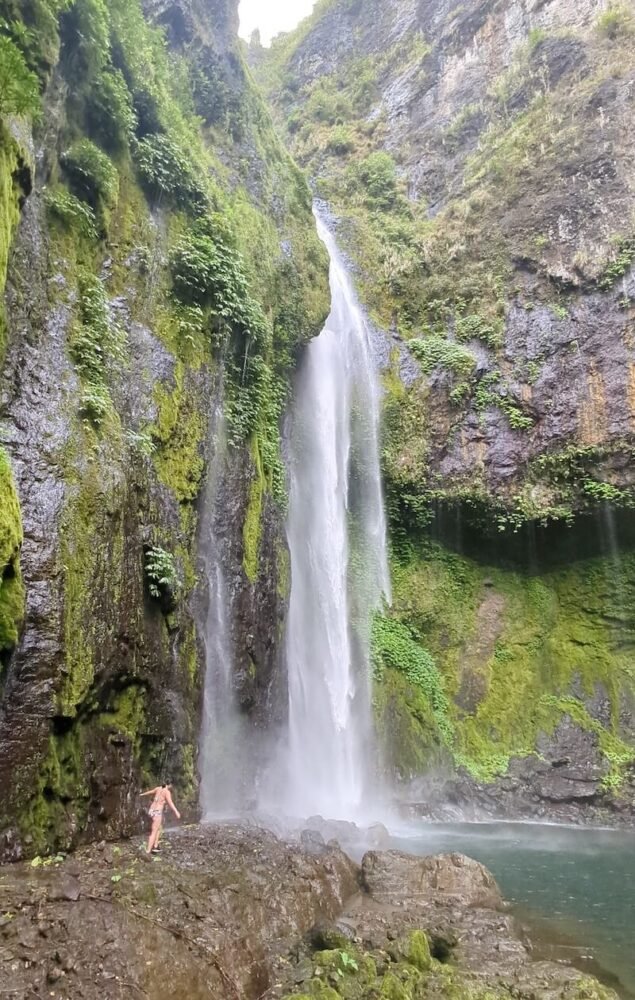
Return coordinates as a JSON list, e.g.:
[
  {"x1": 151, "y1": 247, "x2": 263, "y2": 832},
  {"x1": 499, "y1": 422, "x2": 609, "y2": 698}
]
[
  {"x1": 0, "y1": 824, "x2": 358, "y2": 1000},
  {"x1": 361, "y1": 849, "x2": 503, "y2": 909}
]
